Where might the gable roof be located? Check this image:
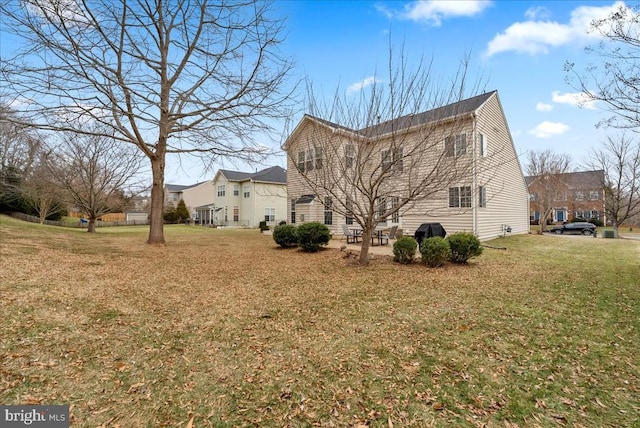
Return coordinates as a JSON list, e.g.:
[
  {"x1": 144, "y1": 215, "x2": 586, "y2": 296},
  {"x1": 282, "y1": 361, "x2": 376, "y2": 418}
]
[
  {"x1": 165, "y1": 184, "x2": 191, "y2": 192},
  {"x1": 360, "y1": 91, "x2": 497, "y2": 137},
  {"x1": 218, "y1": 165, "x2": 287, "y2": 184},
  {"x1": 285, "y1": 91, "x2": 497, "y2": 148},
  {"x1": 525, "y1": 170, "x2": 605, "y2": 190}
]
